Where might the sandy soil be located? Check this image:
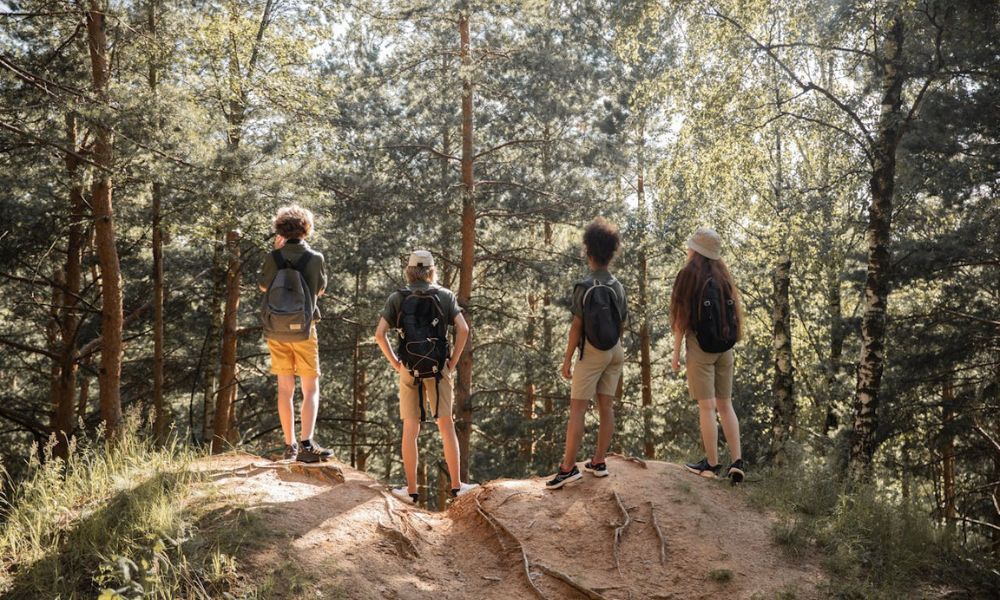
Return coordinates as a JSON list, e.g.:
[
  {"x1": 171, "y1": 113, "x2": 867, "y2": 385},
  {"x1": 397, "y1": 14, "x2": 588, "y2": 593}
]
[{"x1": 191, "y1": 454, "x2": 822, "y2": 599}]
